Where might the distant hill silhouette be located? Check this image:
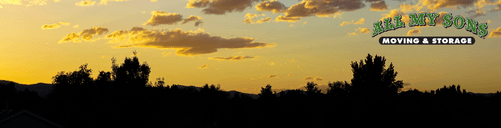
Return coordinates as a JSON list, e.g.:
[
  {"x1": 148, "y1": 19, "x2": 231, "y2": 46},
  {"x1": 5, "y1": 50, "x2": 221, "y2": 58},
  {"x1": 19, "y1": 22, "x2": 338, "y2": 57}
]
[
  {"x1": 0, "y1": 80, "x2": 52, "y2": 98},
  {"x1": 1, "y1": 80, "x2": 497, "y2": 99}
]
